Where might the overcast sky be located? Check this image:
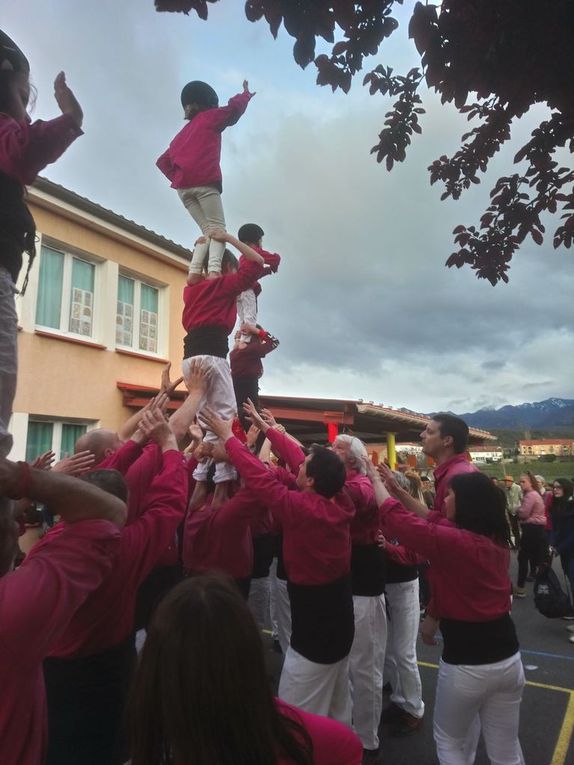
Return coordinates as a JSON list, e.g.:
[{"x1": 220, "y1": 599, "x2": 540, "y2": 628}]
[{"x1": 4, "y1": 0, "x2": 573, "y2": 413}]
